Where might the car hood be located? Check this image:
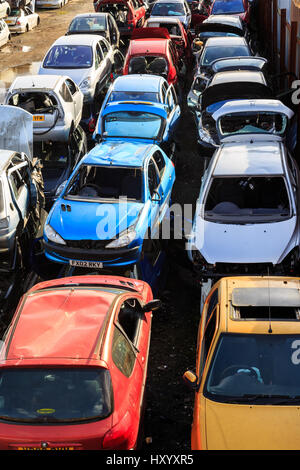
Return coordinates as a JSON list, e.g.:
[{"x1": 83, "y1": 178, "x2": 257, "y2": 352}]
[
  {"x1": 39, "y1": 66, "x2": 90, "y2": 86},
  {"x1": 49, "y1": 200, "x2": 143, "y2": 241},
  {"x1": 192, "y1": 217, "x2": 298, "y2": 264},
  {"x1": 205, "y1": 398, "x2": 300, "y2": 450}
]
